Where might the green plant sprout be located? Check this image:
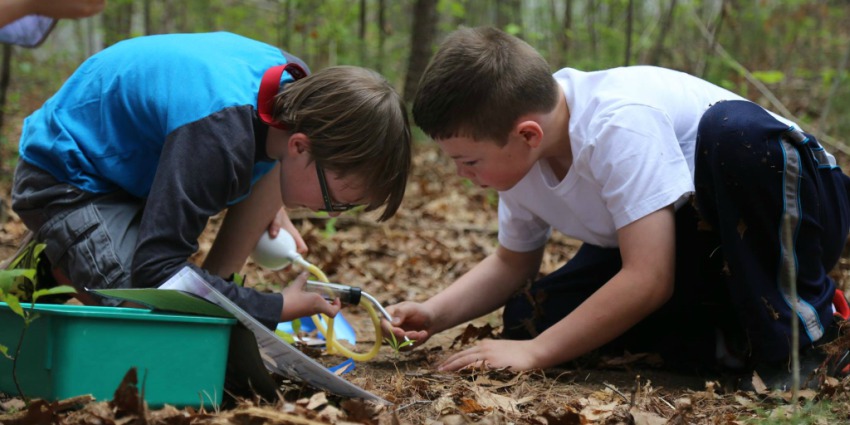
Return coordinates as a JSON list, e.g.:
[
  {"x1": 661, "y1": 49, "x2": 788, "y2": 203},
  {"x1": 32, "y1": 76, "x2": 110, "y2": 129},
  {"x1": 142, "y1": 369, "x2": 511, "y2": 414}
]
[
  {"x1": 274, "y1": 317, "x2": 303, "y2": 345},
  {"x1": 323, "y1": 216, "x2": 338, "y2": 237},
  {"x1": 0, "y1": 241, "x2": 77, "y2": 402},
  {"x1": 383, "y1": 331, "x2": 415, "y2": 354}
]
